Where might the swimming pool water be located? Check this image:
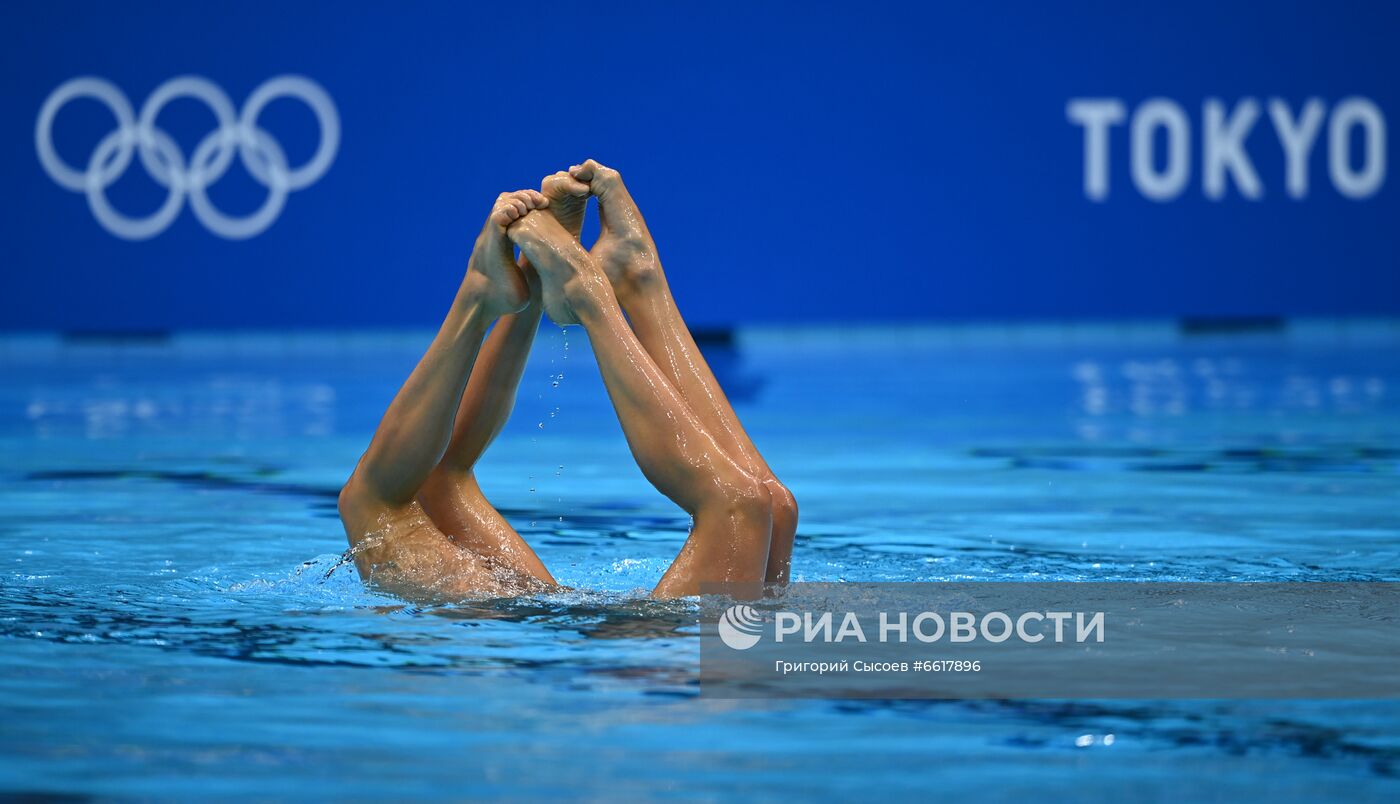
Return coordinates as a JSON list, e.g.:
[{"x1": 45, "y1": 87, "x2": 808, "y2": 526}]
[{"x1": 2, "y1": 323, "x2": 1399, "y2": 799}]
